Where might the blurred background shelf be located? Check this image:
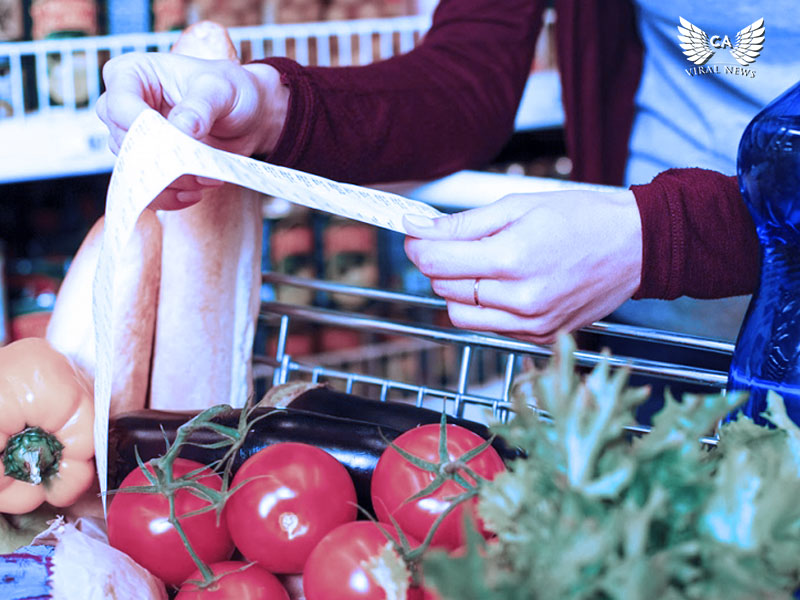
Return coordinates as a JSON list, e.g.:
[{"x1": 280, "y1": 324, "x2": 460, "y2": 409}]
[
  {"x1": 0, "y1": 10, "x2": 563, "y2": 183},
  {"x1": 0, "y1": 5, "x2": 568, "y2": 346}
]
